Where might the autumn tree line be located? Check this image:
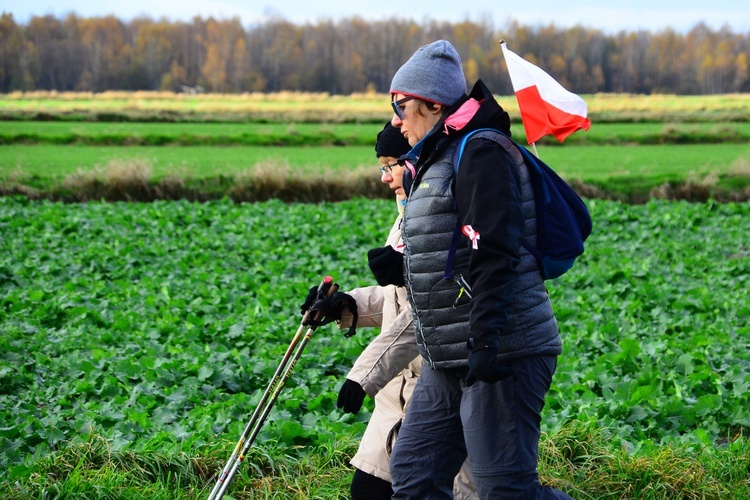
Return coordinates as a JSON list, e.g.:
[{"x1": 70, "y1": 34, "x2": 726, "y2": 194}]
[{"x1": 1, "y1": 12, "x2": 749, "y2": 96}]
